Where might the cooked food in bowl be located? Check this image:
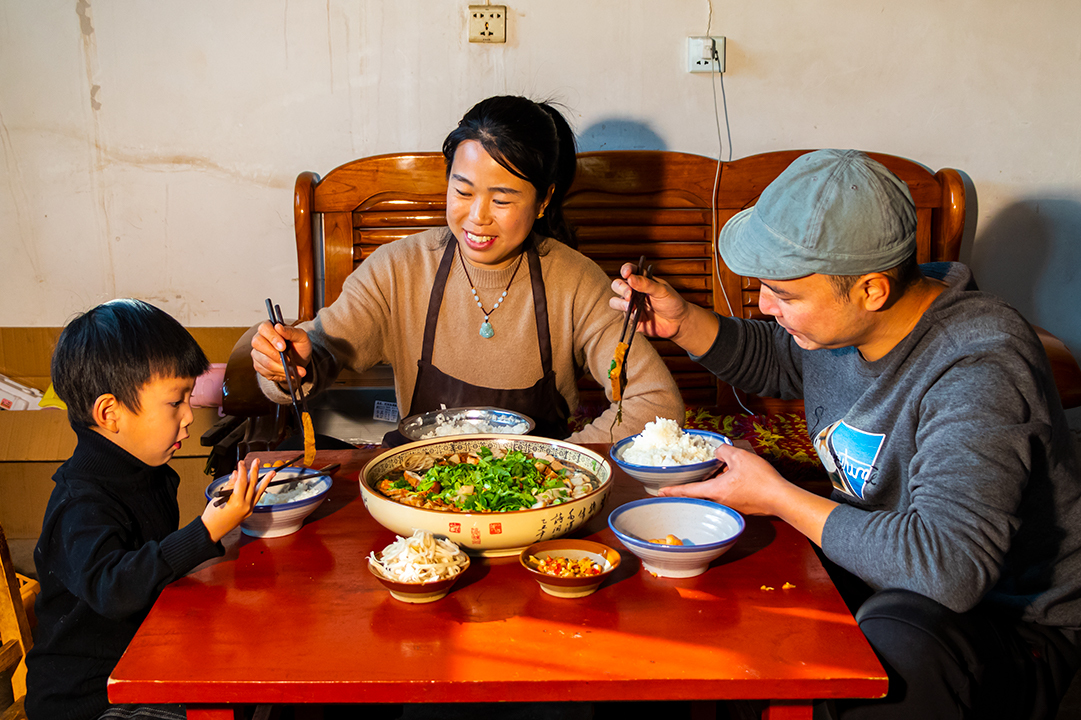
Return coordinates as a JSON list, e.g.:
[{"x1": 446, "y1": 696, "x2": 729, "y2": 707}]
[
  {"x1": 399, "y1": 406, "x2": 535, "y2": 442},
  {"x1": 375, "y1": 446, "x2": 598, "y2": 512},
  {"x1": 650, "y1": 534, "x2": 684, "y2": 546},
  {"x1": 530, "y1": 555, "x2": 605, "y2": 578},
  {"x1": 519, "y1": 539, "x2": 621, "y2": 598},
  {"x1": 610, "y1": 420, "x2": 733, "y2": 496},
  {"x1": 367, "y1": 529, "x2": 471, "y2": 603},
  {"x1": 368, "y1": 529, "x2": 469, "y2": 583},
  {"x1": 361, "y1": 436, "x2": 613, "y2": 557},
  {"x1": 204, "y1": 466, "x2": 333, "y2": 538},
  {"x1": 621, "y1": 417, "x2": 722, "y2": 465}
]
